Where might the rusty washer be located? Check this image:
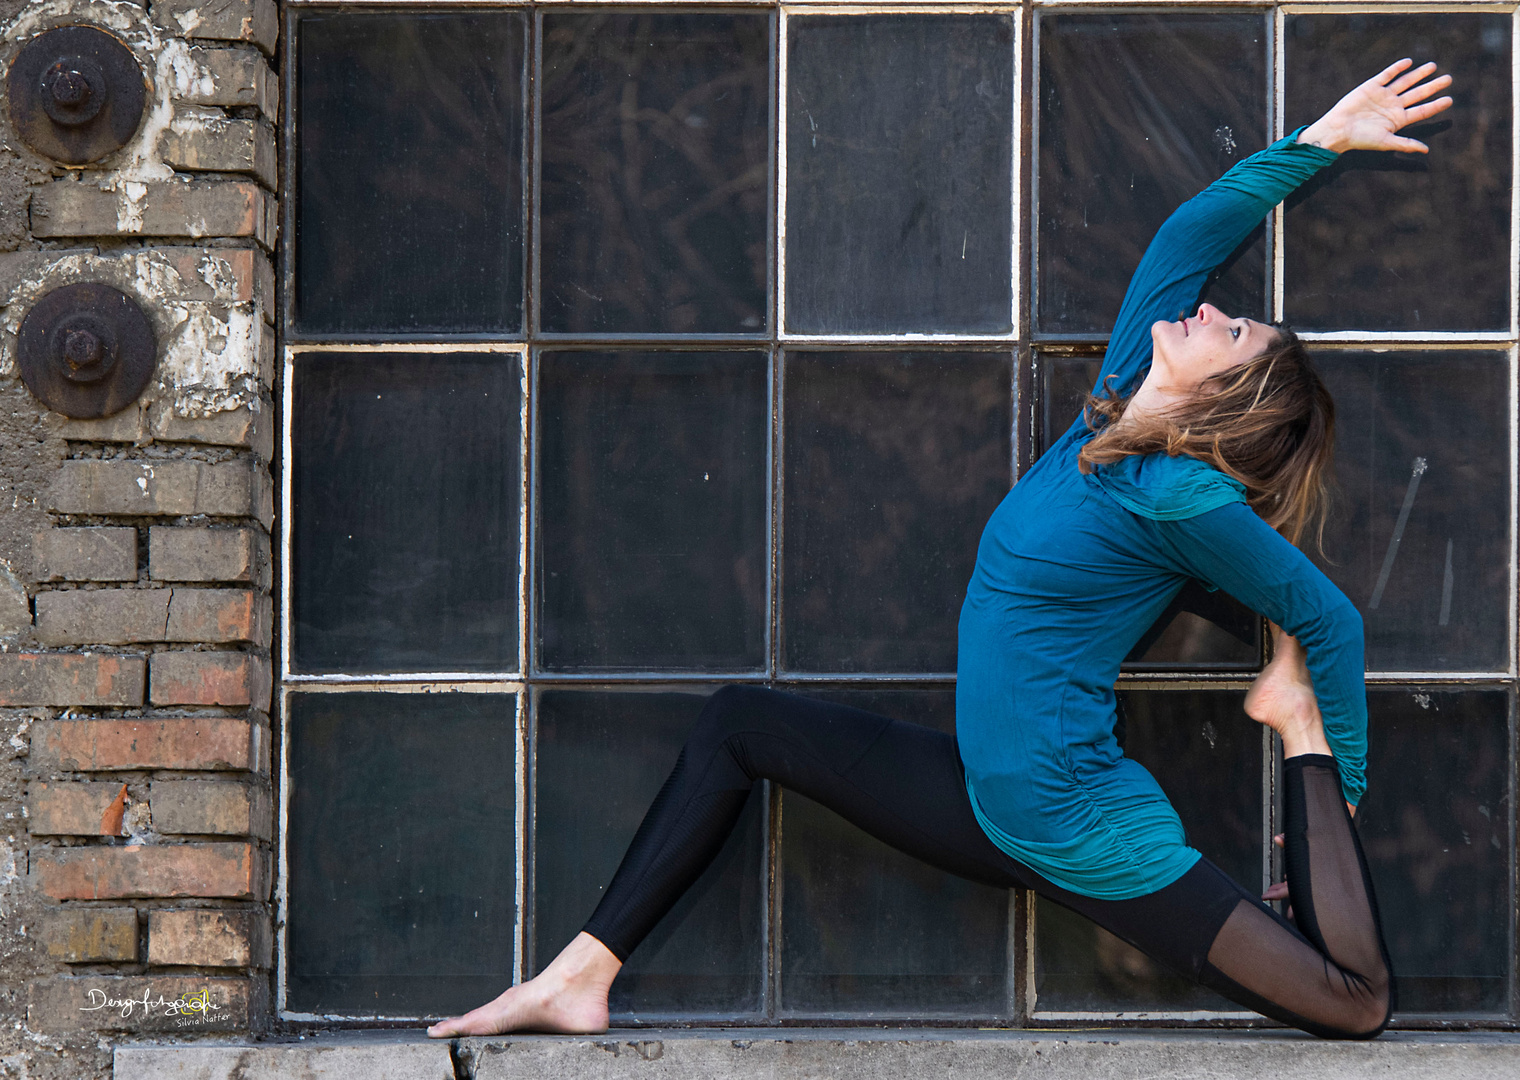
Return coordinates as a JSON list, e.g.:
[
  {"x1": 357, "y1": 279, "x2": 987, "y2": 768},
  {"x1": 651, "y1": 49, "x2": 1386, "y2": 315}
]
[
  {"x1": 17, "y1": 283, "x2": 157, "y2": 419},
  {"x1": 7, "y1": 26, "x2": 148, "y2": 165}
]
